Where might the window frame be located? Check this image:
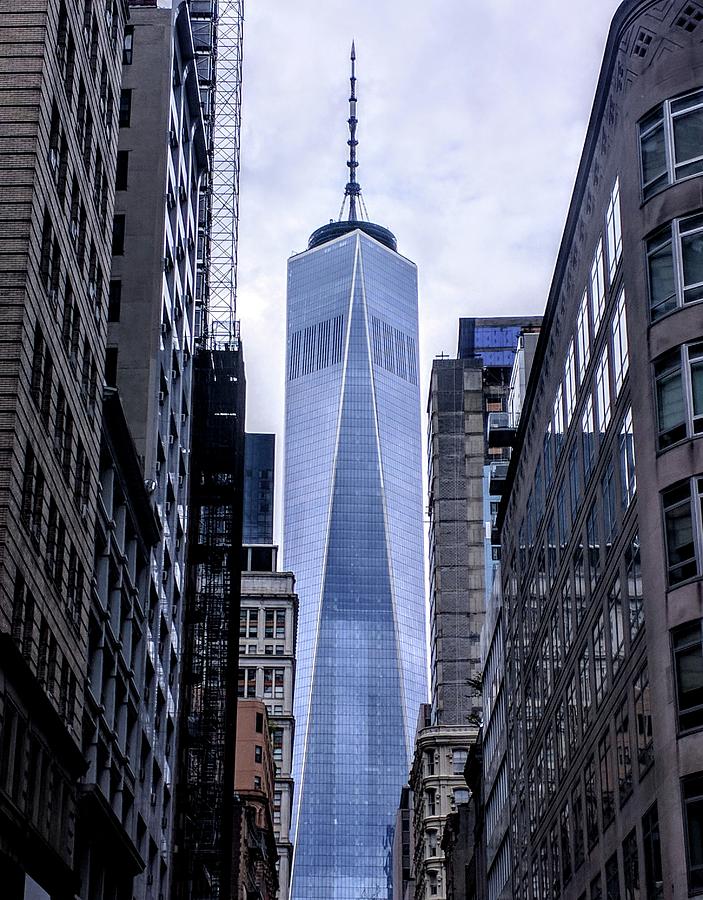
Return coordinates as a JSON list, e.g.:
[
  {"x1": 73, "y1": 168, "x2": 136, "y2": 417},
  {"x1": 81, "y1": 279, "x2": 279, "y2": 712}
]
[
  {"x1": 672, "y1": 619, "x2": 703, "y2": 735},
  {"x1": 639, "y1": 87, "x2": 703, "y2": 200}
]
